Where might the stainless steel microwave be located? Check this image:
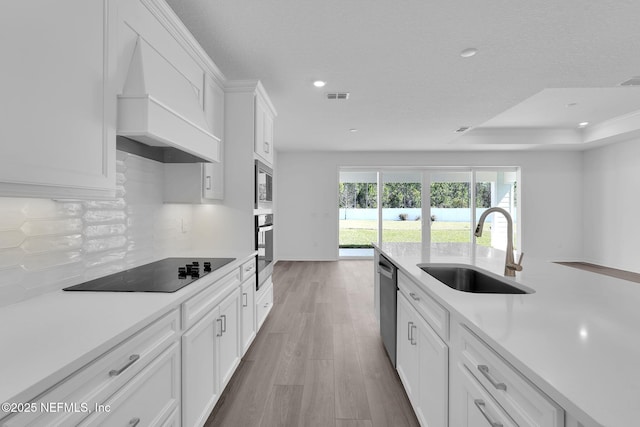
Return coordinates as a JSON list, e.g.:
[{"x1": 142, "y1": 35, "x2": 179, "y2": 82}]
[{"x1": 255, "y1": 160, "x2": 273, "y2": 210}]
